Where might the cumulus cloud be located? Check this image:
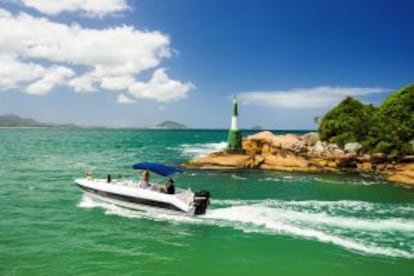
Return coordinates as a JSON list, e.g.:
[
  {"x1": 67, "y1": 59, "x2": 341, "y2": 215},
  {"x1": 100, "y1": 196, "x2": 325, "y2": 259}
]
[
  {"x1": 0, "y1": 11, "x2": 170, "y2": 76},
  {"x1": 20, "y1": 0, "x2": 129, "y2": 17},
  {"x1": 239, "y1": 86, "x2": 390, "y2": 108},
  {"x1": 117, "y1": 93, "x2": 136, "y2": 104},
  {"x1": 0, "y1": 7, "x2": 193, "y2": 102},
  {"x1": 128, "y1": 68, "x2": 194, "y2": 102},
  {"x1": 100, "y1": 75, "x2": 135, "y2": 91},
  {"x1": 0, "y1": 54, "x2": 45, "y2": 89},
  {"x1": 68, "y1": 74, "x2": 97, "y2": 93},
  {"x1": 26, "y1": 66, "x2": 75, "y2": 95}
]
